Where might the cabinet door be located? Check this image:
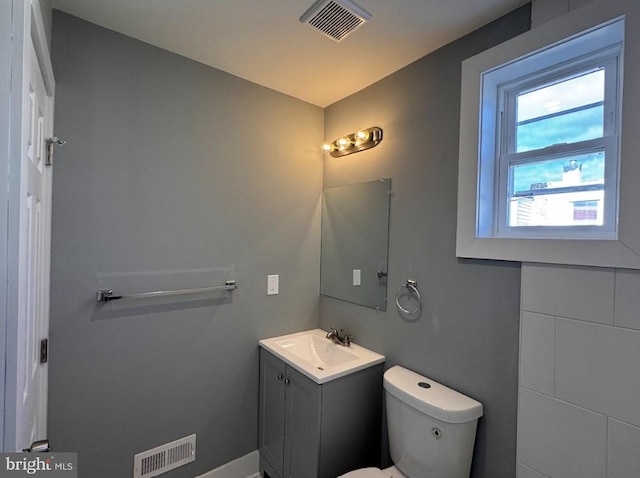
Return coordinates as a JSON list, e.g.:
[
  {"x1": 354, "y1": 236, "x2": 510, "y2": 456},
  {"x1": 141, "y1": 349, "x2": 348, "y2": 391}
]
[
  {"x1": 259, "y1": 349, "x2": 286, "y2": 476},
  {"x1": 283, "y1": 366, "x2": 321, "y2": 478}
]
